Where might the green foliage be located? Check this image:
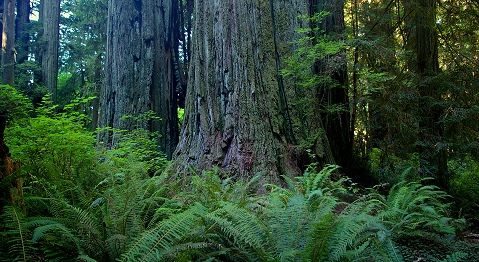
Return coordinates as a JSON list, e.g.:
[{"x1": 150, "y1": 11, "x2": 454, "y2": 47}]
[
  {"x1": 5, "y1": 99, "x2": 98, "y2": 190},
  {"x1": 280, "y1": 12, "x2": 347, "y2": 151},
  {"x1": 177, "y1": 107, "x2": 185, "y2": 129},
  {"x1": 449, "y1": 156, "x2": 479, "y2": 225},
  {"x1": 100, "y1": 128, "x2": 168, "y2": 176},
  {"x1": 369, "y1": 148, "x2": 420, "y2": 185},
  {"x1": 1, "y1": 96, "x2": 474, "y2": 262},
  {"x1": 14, "y1": 61, "x2": 47, "y2": 105},
  {"x1": 0, "y1": 85, "x2": 32, "y2": 121},
  {"x1": 97, "y1": 110, "x2": 168, "y2": 176},
  {"x1": 121, "y1": 203, "x2": 206, "y2": 262},
  {"x1": 99, "y1": 173, "x2": 178, "y2": 260},
  {"x1": 1, "y1": 157, "x2": 473, "y2": 262}
]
